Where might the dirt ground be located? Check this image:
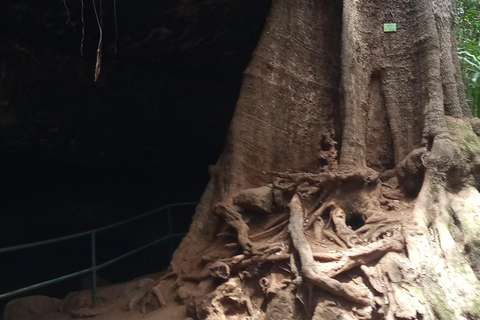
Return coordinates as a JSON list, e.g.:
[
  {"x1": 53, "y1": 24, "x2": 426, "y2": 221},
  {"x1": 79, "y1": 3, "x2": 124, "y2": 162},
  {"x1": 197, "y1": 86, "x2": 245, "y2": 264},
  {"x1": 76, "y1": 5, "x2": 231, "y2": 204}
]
[{"x1": 3, "y1": 272, "x2": 189, "y2": 320}]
